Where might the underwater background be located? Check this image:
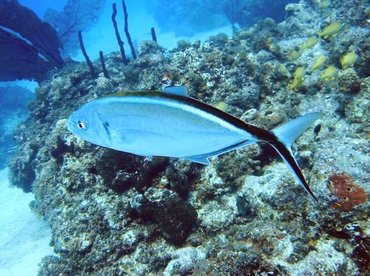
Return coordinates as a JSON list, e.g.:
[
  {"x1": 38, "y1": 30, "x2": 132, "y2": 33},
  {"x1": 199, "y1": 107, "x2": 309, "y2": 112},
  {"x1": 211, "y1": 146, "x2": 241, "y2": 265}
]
[{"x1": 0, "y1": 0, "x2": 369, "y2": 275}]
